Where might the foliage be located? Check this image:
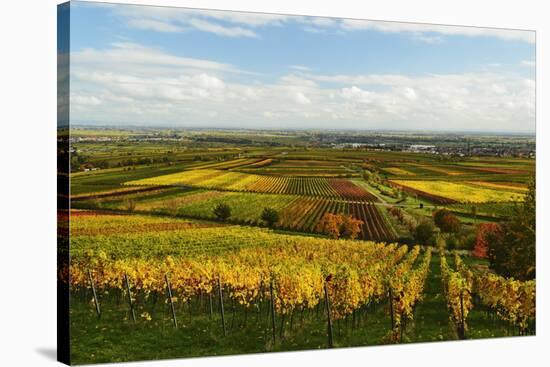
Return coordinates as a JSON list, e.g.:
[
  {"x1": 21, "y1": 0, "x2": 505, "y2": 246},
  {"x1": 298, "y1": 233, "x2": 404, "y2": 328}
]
[
  {"x1": 213, "y1": 203, "x2": 231, "y2": 221},
  {"x1": 316, "y1": 213, "x2": 363, "y2": 239},
  {"x1": 261, "y1": 207, "x2": 280, "y2": 227},
  {"x1": 472, "y1": 223, "x2": 503, "y2": 259},
  {"x1": 433, "y1": 209, "x2": 461, "y2": 233},
  {"x1": 316, "y1": 213, "x2": 343, "y2": 239},
  {"x1": 488, "y1": 177, "x2": 536, "y2": 280},
  {"x1": 413, "y1": 221, "x2": 435, "y2": 245}
]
